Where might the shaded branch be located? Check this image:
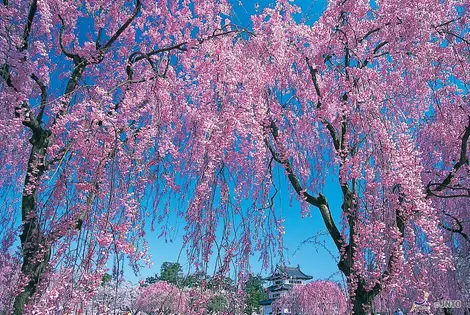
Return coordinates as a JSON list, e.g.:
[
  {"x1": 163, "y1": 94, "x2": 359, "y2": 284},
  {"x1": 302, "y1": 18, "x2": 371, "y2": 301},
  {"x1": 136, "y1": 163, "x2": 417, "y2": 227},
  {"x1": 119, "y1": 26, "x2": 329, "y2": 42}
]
[
  {"x1": 64, "y1": 61, "x2": 86, "y2": 97},
  {"x1": 20, "y1": 0, "x2": 37, "y2": 51},
  {"x1": 304, "y1": 58, "x2": 342, "y2": 152},
  {"x1": 360, "y1": 27, "x2": 381, "y2": 42},
  {"x1": 58, "y1": 15, "x2": 79, "y2": 59},
  {"x1": 324, "y1": 120, "x2": 340, "y2": 151},
  {"x1": 373, "y1": 41, "x2": 389, "y2": 54},
  {"x1": 16, "y1": 102, "x2": 42, "y2": 133},
  {"x1": 126, "y1": 50, "x2": 173, "y2": 80},
  {"x1": 130, "y1": 25, "x2": 251, "y2": 65},
  {"x1": 432, "y1": 17, "x2": 462, "y2": 28},
  {"x1": 96, "y1": 27, "x2": 103, "y2": 50},
  {"x1": 126, "y1": 26, "x2": 252, "y2": 85},
  {"x1": 0, "y1": 63, "x2": 13, "y2": 87},
  {"x1": 263, "y1": 120, "x2": 346, "y2": 252},
  {"x1": 435, "y1": 29, "x2": 470, "y2": 46},
  {"x1": 440, "y1": 212, "x2": 470, "y2": 243},
  {"x1": 133, "y1": 43, "x2": 187, "y2": 63},
  {"x1": 426, "y1": 116, "x2": 470, "y2": 197},
  {"x1": 427, "y1": 190, "x2": 470, "y2": 198},
  {"x1": 55, "y1": 0, "x2": 144, "y2": 123},
  {"x1": 370, "y1": 185, "x2": 406, "y2": 295},
  {"x1": 1, "y1": 66, "x2": 43, "y2": 133},
  {"x1": 47, "y1": 182, "x2": 99, "y2": 242},
  {"x1": 31, "y1": 73, "x2": 47, "y2": 123},
  {"x1": 306, "y1": 57, "x2": 322, "y2": 108},
  {"x1": 51, "y1": 58, "x2": 87, "y2": 126},
  {"x1": 101, "y1": 0, "x2": 142, "y2": 51}
]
